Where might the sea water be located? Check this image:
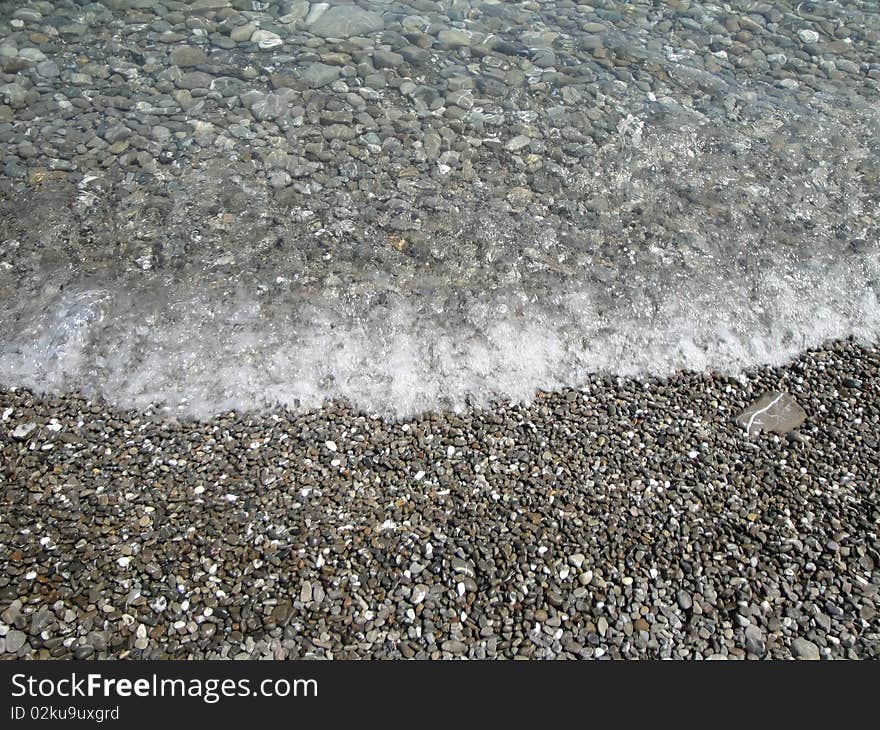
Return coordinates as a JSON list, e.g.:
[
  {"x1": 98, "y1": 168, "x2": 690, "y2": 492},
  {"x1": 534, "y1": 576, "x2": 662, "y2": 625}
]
[{"x1": 0, "y1": 1, "x2": 877, "y2": 417}]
